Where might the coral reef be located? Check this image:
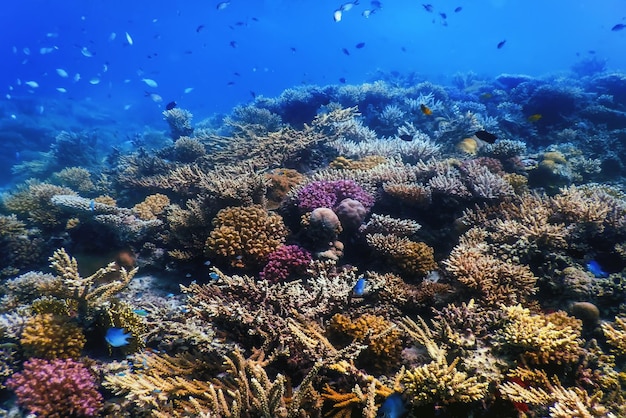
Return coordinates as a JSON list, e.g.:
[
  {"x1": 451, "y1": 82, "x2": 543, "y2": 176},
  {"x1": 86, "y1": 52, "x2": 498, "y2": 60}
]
[
  {"x1": 260, "y1": 244, "x2": 312, "y2": 283},
  {"x1": 20, "y1": 313, "x2": 86, "y2": 359}
]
